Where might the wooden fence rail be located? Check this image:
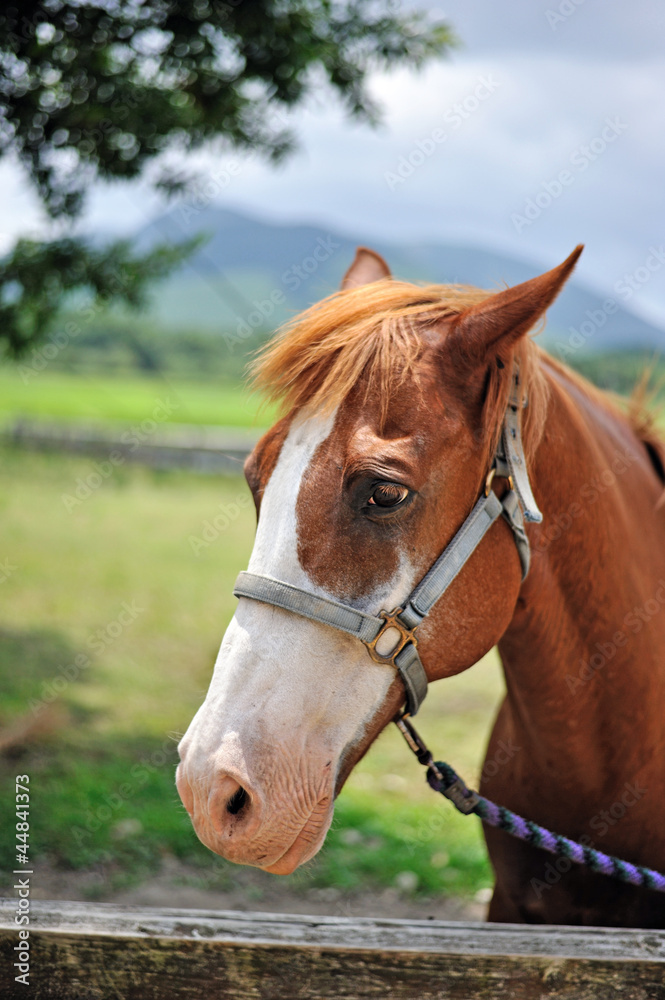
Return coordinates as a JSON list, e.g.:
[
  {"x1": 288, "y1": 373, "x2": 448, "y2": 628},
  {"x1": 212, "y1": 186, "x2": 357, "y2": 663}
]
[
  {"x1": 2, "y1": 900, "x2": 665, "y2": 999},
  {"x1": 2, "y1": 419, "x2": 260, "y2": 472}
]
